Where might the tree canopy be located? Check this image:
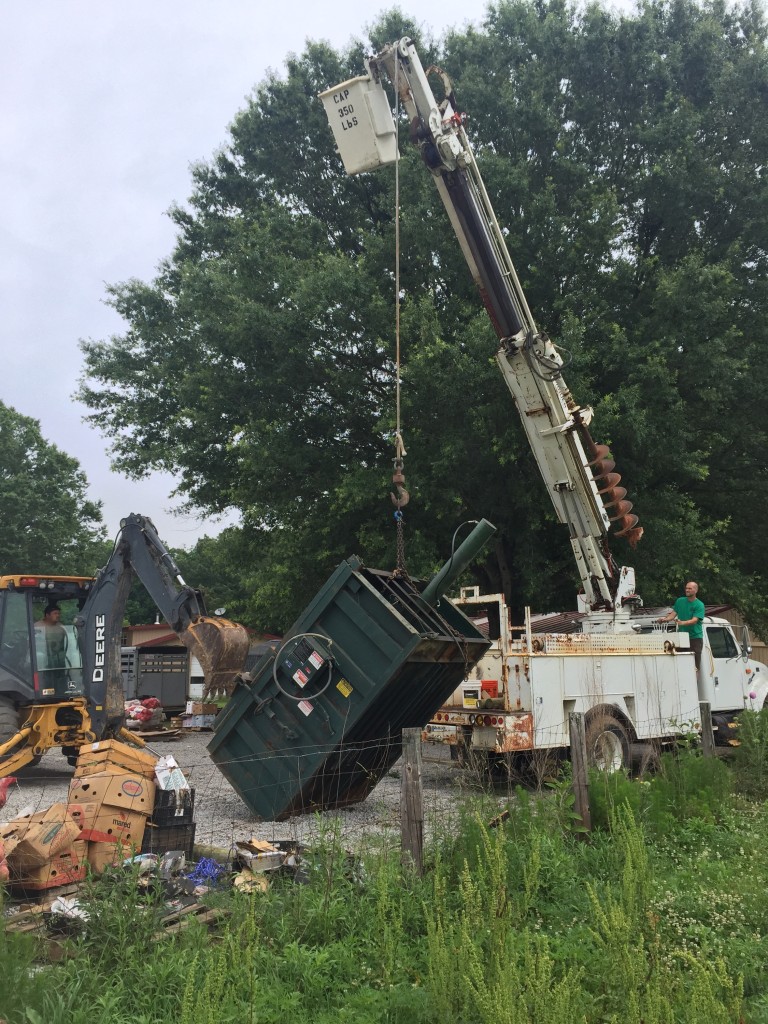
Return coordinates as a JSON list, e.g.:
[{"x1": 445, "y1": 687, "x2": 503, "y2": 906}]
[
  {"x1": 0, "y1": 401, "x2": 105, "y2": 574},
  {"x1": 78, "y1": 0, "x2": 768, "y2": 634}
]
